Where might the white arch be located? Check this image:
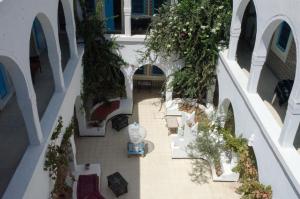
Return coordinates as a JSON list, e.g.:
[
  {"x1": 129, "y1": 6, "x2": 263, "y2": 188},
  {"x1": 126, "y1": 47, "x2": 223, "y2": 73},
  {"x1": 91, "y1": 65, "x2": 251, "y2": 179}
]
[
  {"x1": 218, "y1": 97, "x2": 265, "y2": 181},
  {"x1": 0, "y1": 54, "x2": 43, "y2": 144},
  {"x1": 121, "y1": 64, "x2": 167, "y2": 100},
  {"x1": 232, "y1": 0, "x2": 252, "y2": 29},
  {"x1": 250, "y1": 15, "x2": 299, "y2": 98},
  {"x1": 31, "y1": 12, "x2": 65, "y2": 92},
  {"x1": 228, "y1": 0, "x2": 256, "y2": 59}
]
